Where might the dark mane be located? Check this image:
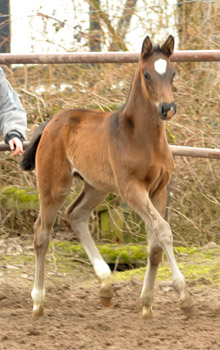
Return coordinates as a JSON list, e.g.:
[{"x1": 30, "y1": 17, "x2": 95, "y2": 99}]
[{"x1": 154, "y1": 44, "x2": 163, "y2": 54}]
